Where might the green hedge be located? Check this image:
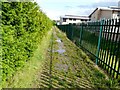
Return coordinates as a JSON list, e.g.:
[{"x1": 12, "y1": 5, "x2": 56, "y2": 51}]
[{"x1": 1, "y1": 1, "x2": 52, "y2": 82}]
